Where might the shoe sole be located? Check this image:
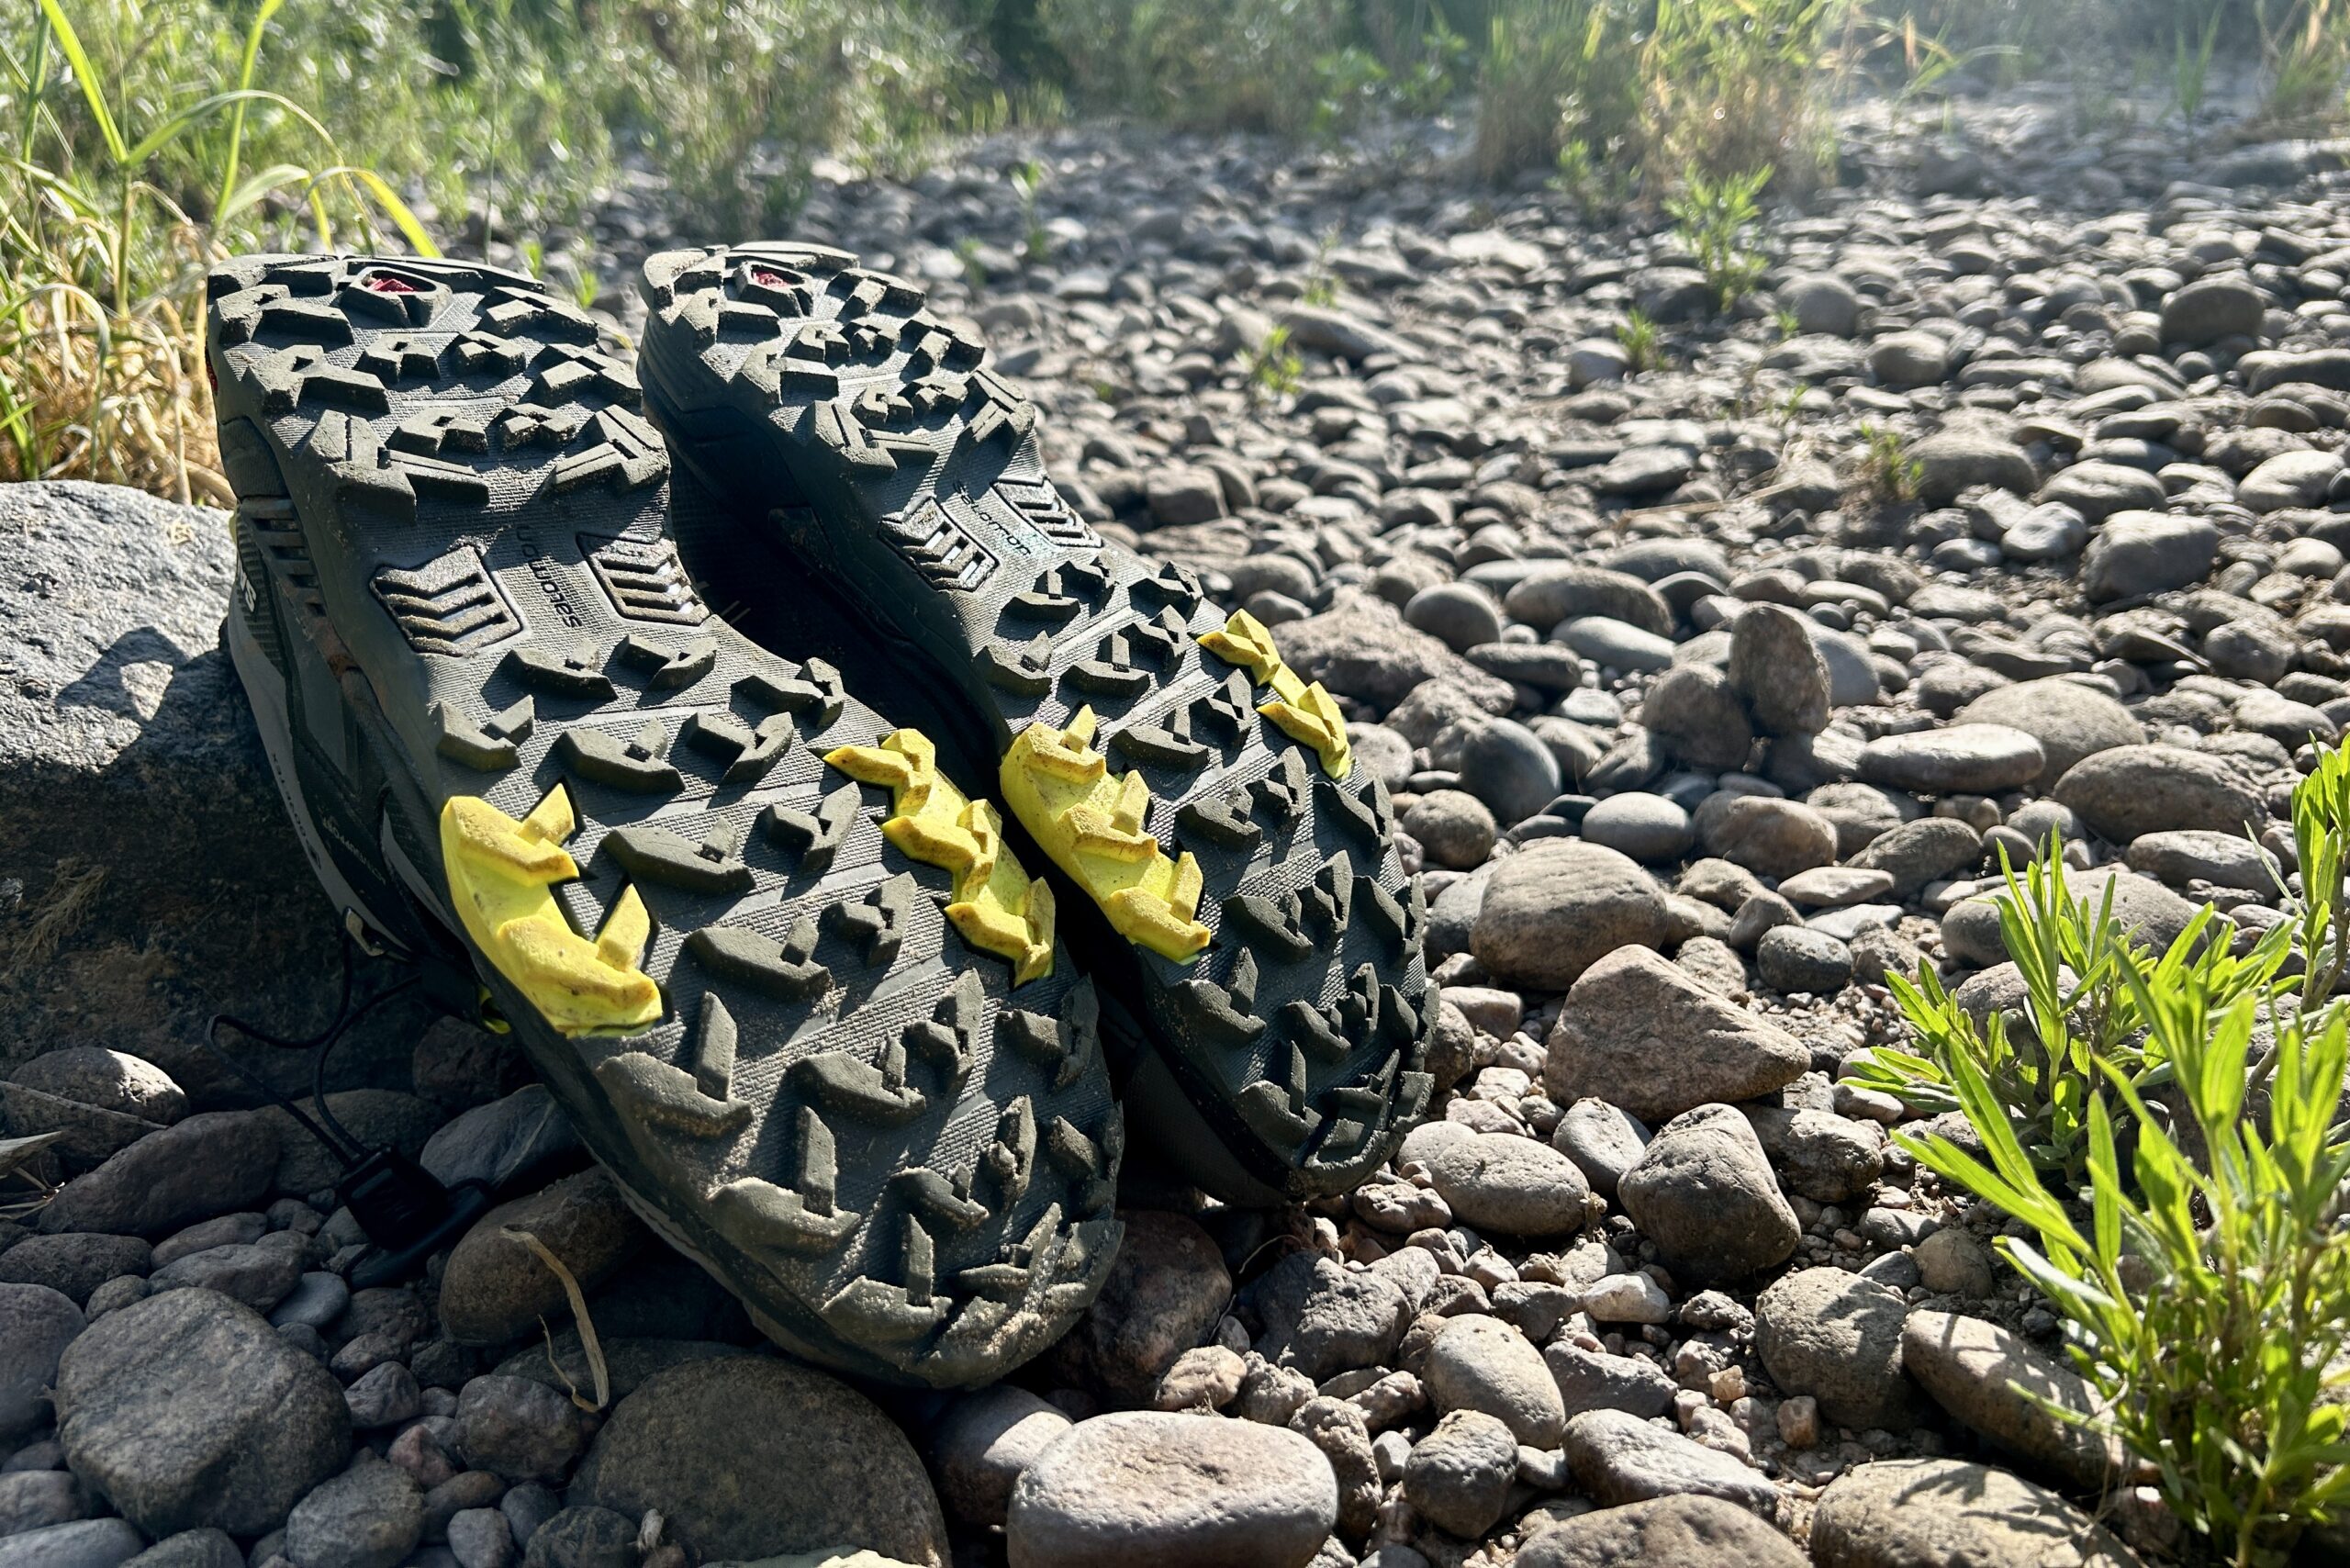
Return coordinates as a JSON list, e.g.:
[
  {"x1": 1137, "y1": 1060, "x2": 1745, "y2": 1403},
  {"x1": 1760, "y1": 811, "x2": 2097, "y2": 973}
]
[
  {"x1": 636, "y1": 244, "x2": 1431, "y2": 1202},
  {"x1": 207, "y1": 253, "x2": 1121, "y2": 1385}
]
